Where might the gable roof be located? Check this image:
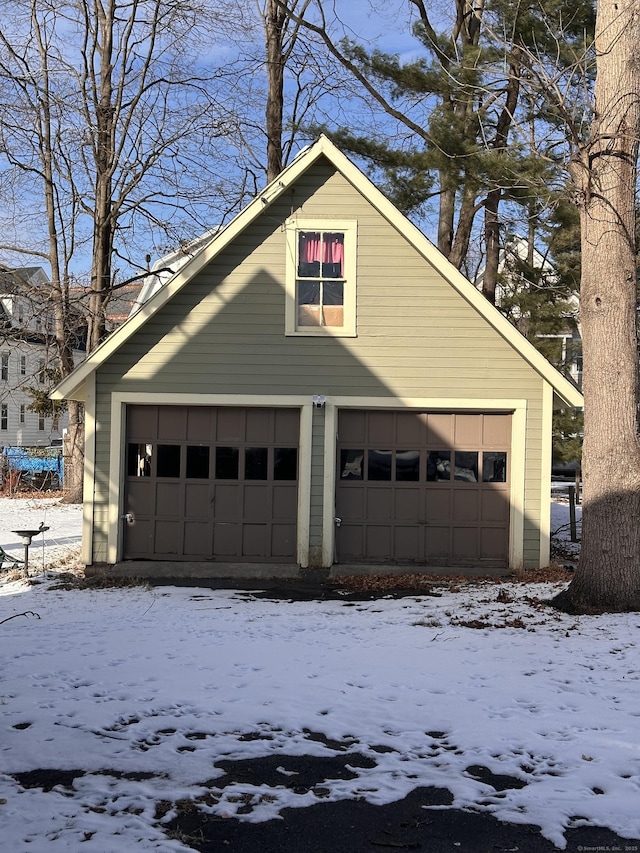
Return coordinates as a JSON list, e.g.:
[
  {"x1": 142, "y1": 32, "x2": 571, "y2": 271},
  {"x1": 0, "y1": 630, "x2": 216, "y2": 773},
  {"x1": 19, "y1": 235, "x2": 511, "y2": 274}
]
[{"x1": 51, "y1": 135, "x2": 583, "y2": 408}]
